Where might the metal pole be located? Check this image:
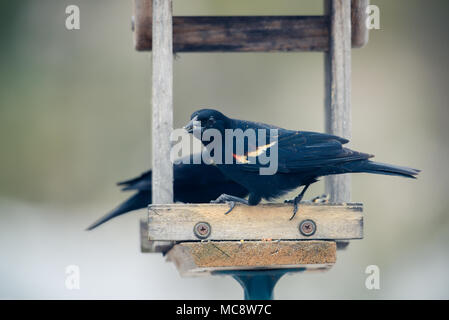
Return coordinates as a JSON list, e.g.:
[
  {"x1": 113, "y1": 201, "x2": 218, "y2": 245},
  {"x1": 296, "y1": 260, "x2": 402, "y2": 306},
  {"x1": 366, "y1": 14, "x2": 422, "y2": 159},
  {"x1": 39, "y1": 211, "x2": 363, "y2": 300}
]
[
  {"x1": 233, "y1": 273, "x2": 285, "y2": 300},
  {"x1": 216, "y1": 269, "x2": 305, "y2": 300}
]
